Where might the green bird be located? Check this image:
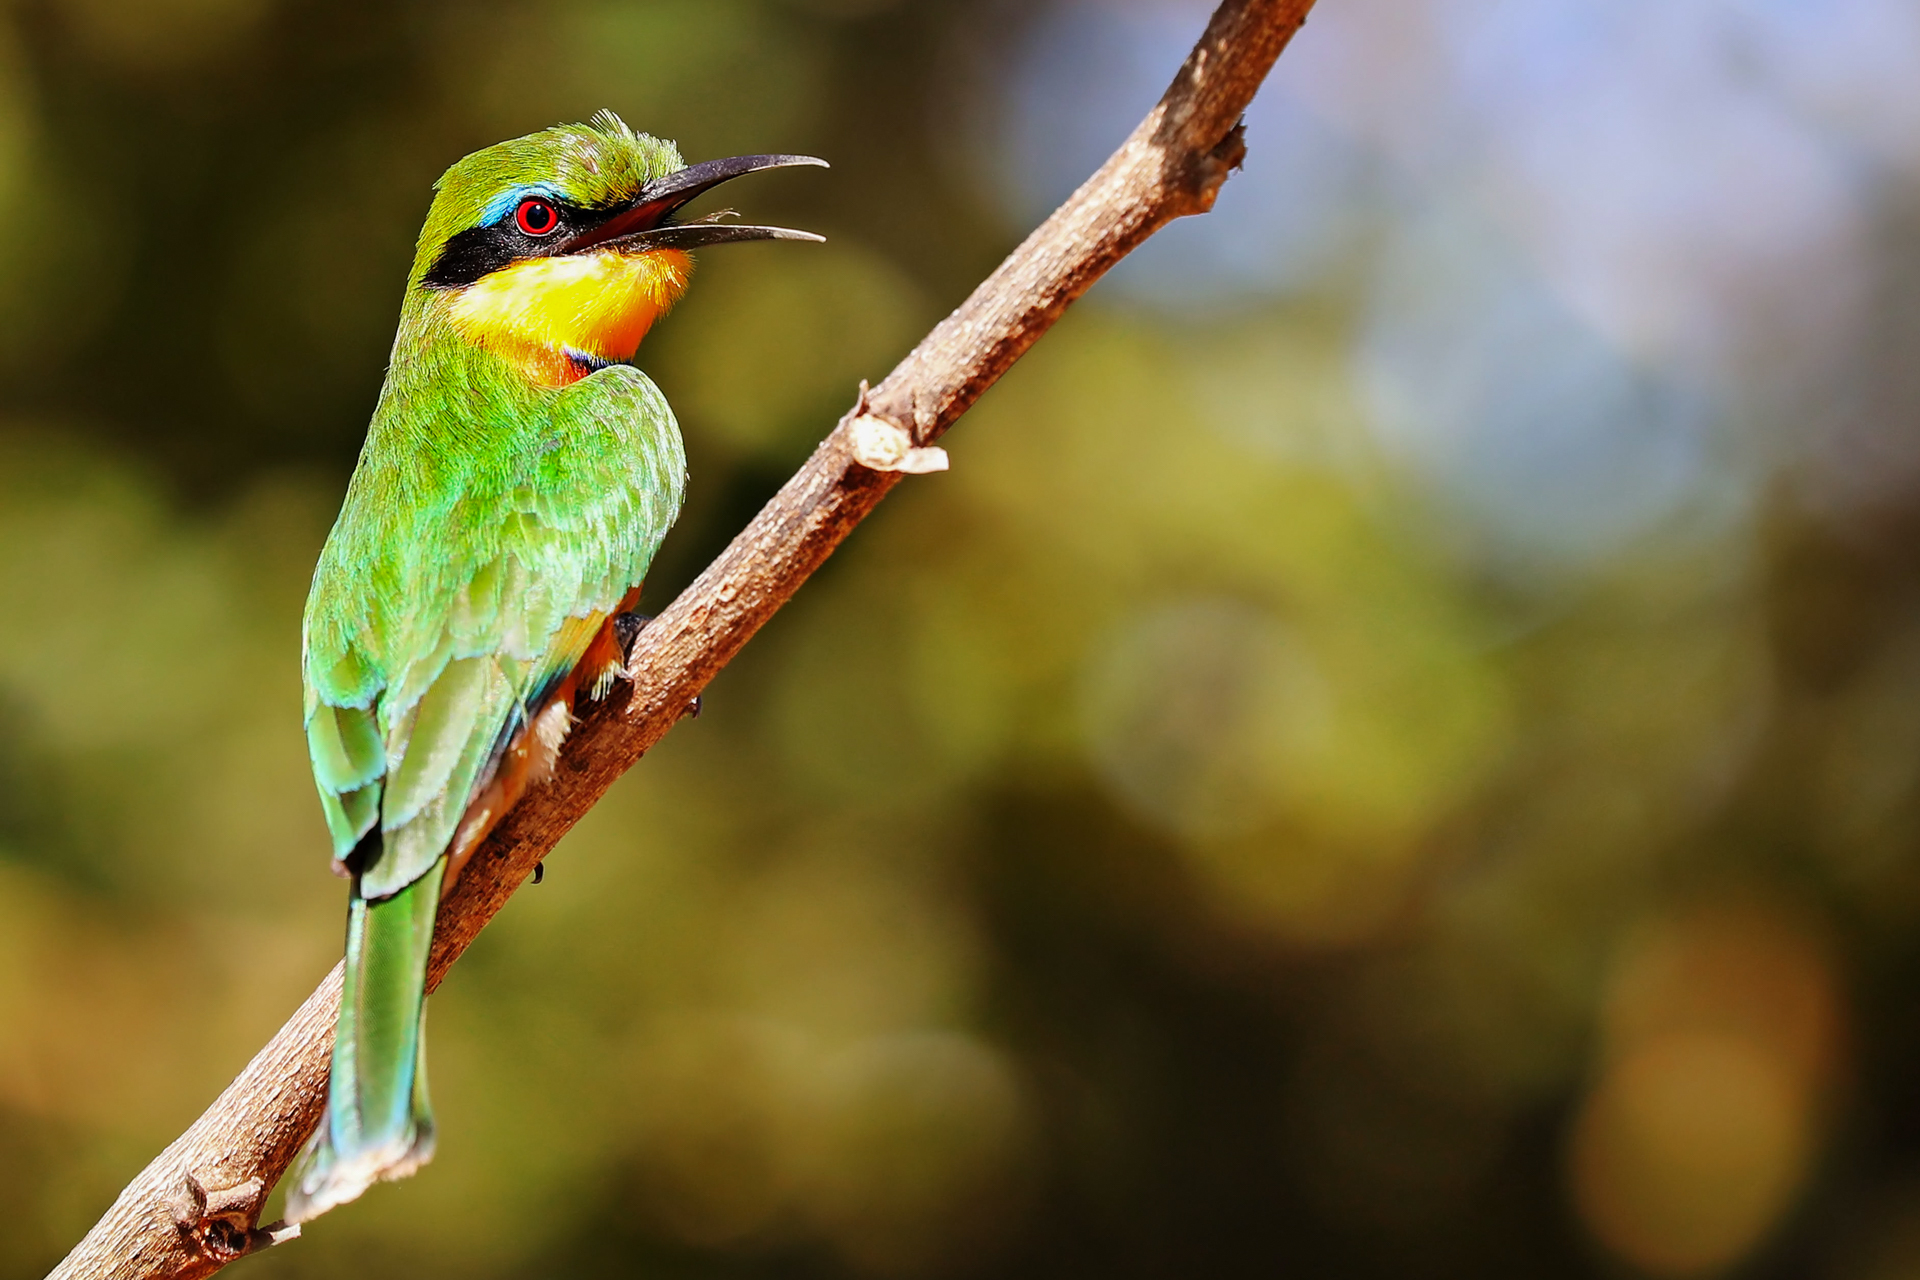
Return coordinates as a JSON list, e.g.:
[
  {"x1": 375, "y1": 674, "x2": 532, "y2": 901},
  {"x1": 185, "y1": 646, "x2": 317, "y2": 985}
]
[{"x1": 288, "y1": 111, "x2": 822, "y2": 1221}]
